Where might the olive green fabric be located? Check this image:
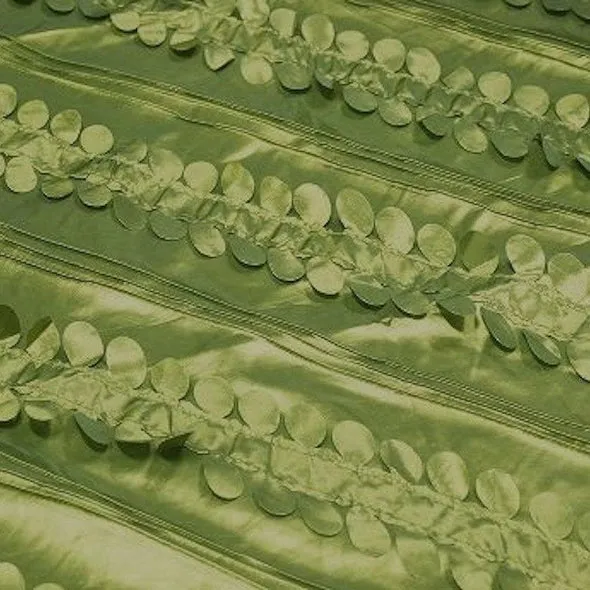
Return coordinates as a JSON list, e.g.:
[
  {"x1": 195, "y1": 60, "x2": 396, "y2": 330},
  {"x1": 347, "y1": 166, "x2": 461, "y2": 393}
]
[{"x1": 0, "y1": 1, "x2": 589, "y2": 589}]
